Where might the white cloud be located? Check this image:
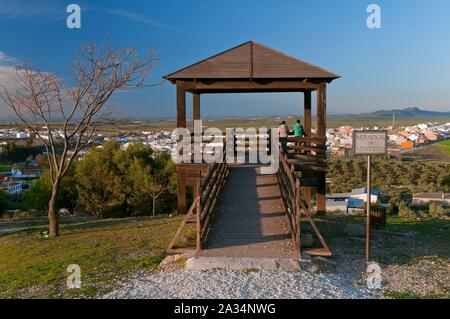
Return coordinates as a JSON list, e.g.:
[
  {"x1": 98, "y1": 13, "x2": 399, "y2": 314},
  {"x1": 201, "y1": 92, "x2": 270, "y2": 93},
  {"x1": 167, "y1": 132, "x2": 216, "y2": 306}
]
[
  {"x1": 0, "y1": 51, "x2": 19, "y2": 88},
  {"x1": 0, "y1": 65, "x2": 19, "y2": 88},
  {"x1": 106, "y1": 9, "x2": 175, "y2": 30},
  {"x1": 0, "y1": 52, "x2": 20, "y2": 117},
  {"x1": 0, "y1": 1, "x2": 173, "y2": 30},
  {"x1": 0, "y1": 0, "x2": 63, "y2": 19},
  {"x1": 0, "y1": 51, "x2": 17, "y2": 63}
]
